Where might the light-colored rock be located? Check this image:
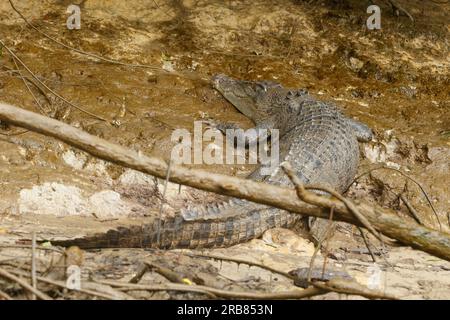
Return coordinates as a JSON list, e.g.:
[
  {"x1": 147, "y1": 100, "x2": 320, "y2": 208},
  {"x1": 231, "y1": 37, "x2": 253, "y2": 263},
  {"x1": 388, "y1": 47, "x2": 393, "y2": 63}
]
[
  {"x1": 19, "y1": 182, "x2": 89, "y2": 216},
  {"x1": 19, "y1": 183, "x2": 138, "y2": 218}
]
